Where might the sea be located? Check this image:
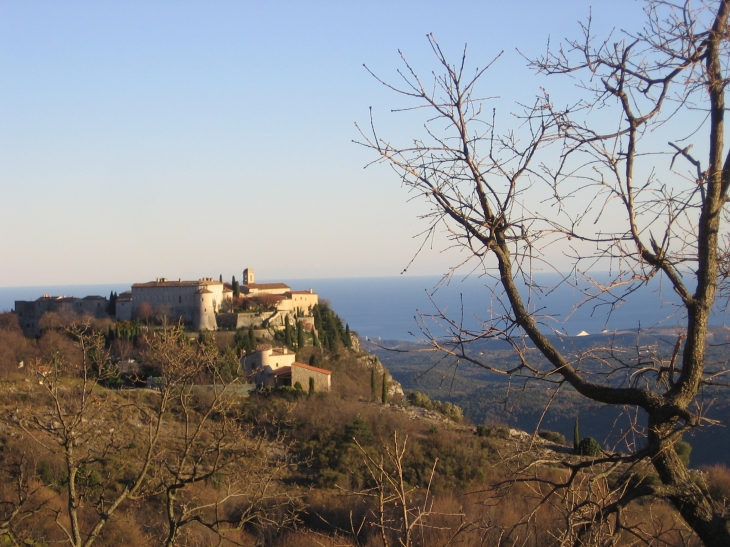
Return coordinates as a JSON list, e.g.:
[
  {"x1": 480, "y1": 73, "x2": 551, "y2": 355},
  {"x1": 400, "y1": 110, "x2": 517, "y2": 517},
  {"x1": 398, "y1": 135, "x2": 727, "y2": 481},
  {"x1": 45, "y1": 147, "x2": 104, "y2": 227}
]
[{"x1": 1, "y1": 274, "x2": 726, "y2": 340}]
